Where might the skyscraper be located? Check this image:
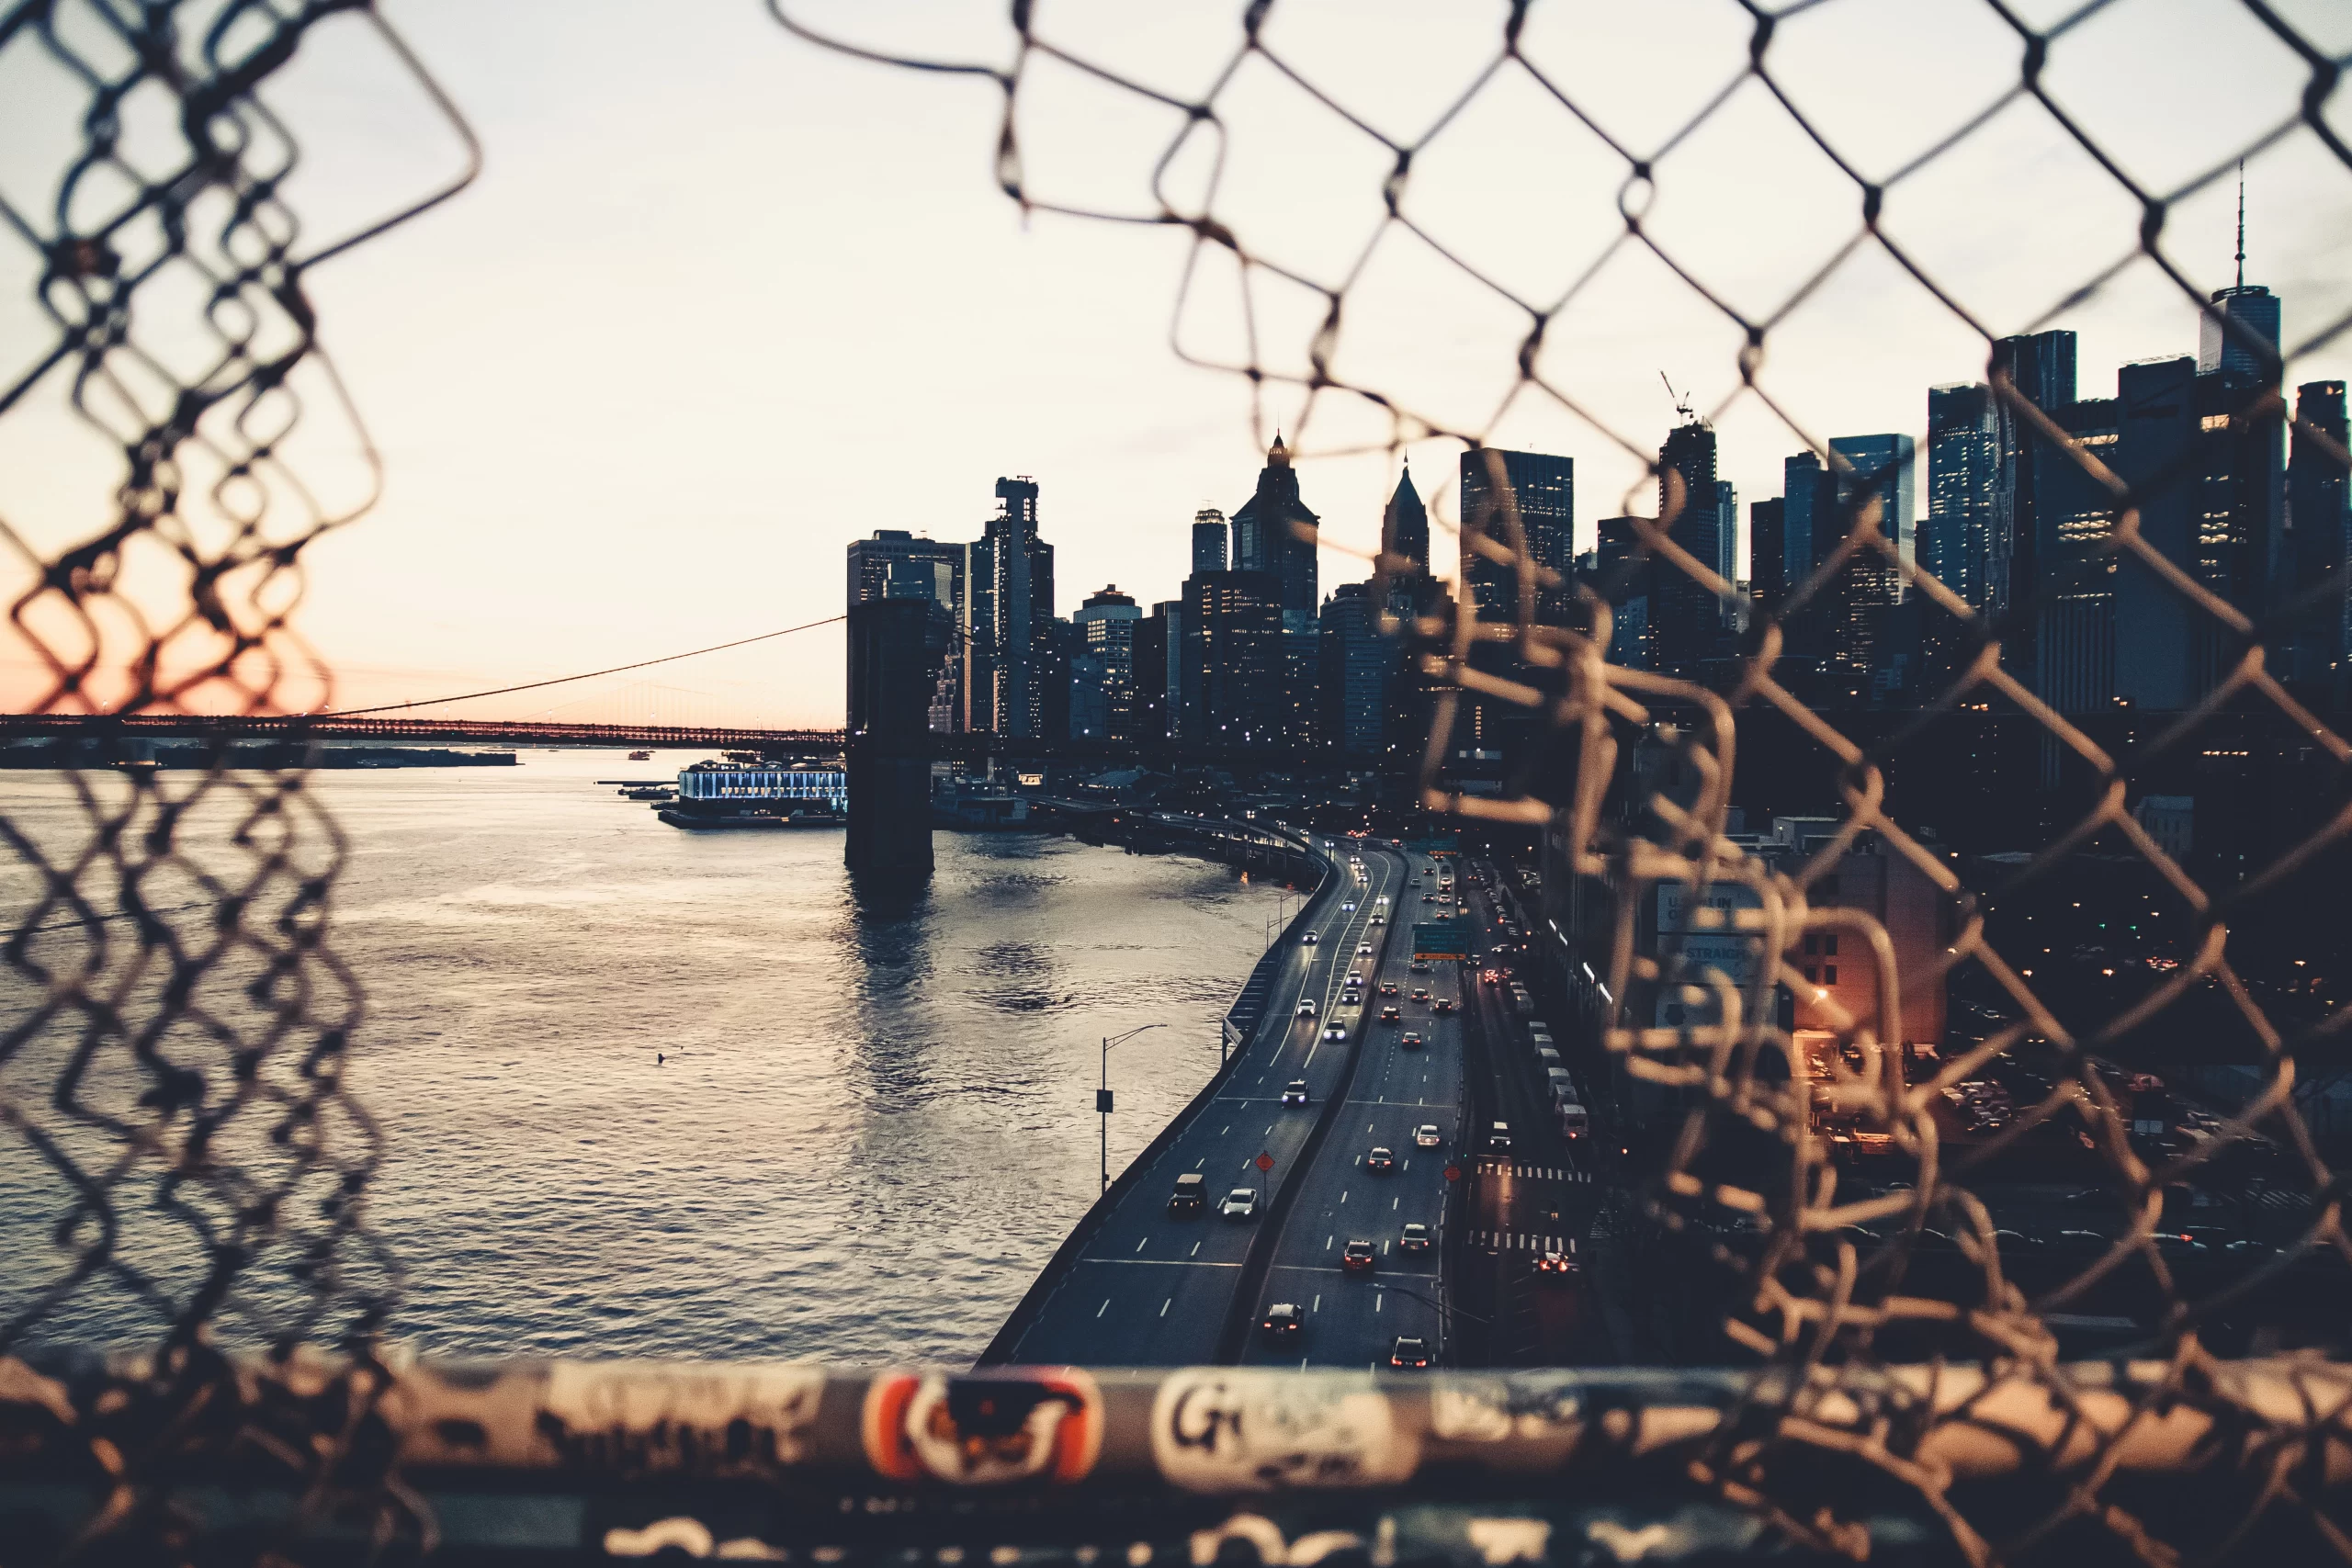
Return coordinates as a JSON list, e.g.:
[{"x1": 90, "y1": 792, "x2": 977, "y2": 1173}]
[
  {"x1": 1459, "y1": 448, "x2": 1574, "y2": 626},
  {"x1": 1826, "y1": 434, "x2": 1918, "y2": 704},
  {"x1": 964, "y1": 476, "x2": 1055, "y2": 737},
  {"x1": 1132, "y1": 606, "x2": 1170, "y2": 744},
  {"x1": 1230, "y1": 434, "x2": 1322, "y2": 744},
  {"x1": 1714, "y1": 479, "x2": 1739, "y2": 626},
  {"x1": 1230, "y1": 434, "x2": 1320, "y2": 624},
  {"x1": 2288, "y1": 380, "x2": 2350, "y2": 684},
  {"x1": 1382, "y1": 464, "x2": 1430, "y2": 582},
  {"x1": 1075, "y1": 584, "x2": 1142, "y2": 742},
  {"x1": 1925, "y1": 383, "x2": 1999, "y2": 609},
  {"x1": 1181, "y1": 570, "x2": 1284, "y2": 748},
  {"x1": 1594, "y1": 515, "x2": 1653, "y2": 671},
  {"x1": 1748, "y1": 498, "x2": 1787, "y2": 614},
  {"x1": 1317, "y1": 580, "x2": 1393, "y2": 758},
  {"x1": 1783, "y1": 450, "x2": 1828, "y2": 587},
  {"x1": 846, "y1": 529, "x2": 964, "y2": 729},
  {"x1": 1990, "y1": 329, "x2": 2079, "y2": 682},
  {"x1": 2113, "y1": 357, "x2": 2199, "y2": 711},
  {"x1": 1651, "y1": 418, "x2": 1723, "y2": 679},
  {"x1": 1192, "y1": 508, "x2": 1229, "y2": 575},
  {"x1": 2200, "y1": 285, "x2": 2282, "y2": 384}
]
